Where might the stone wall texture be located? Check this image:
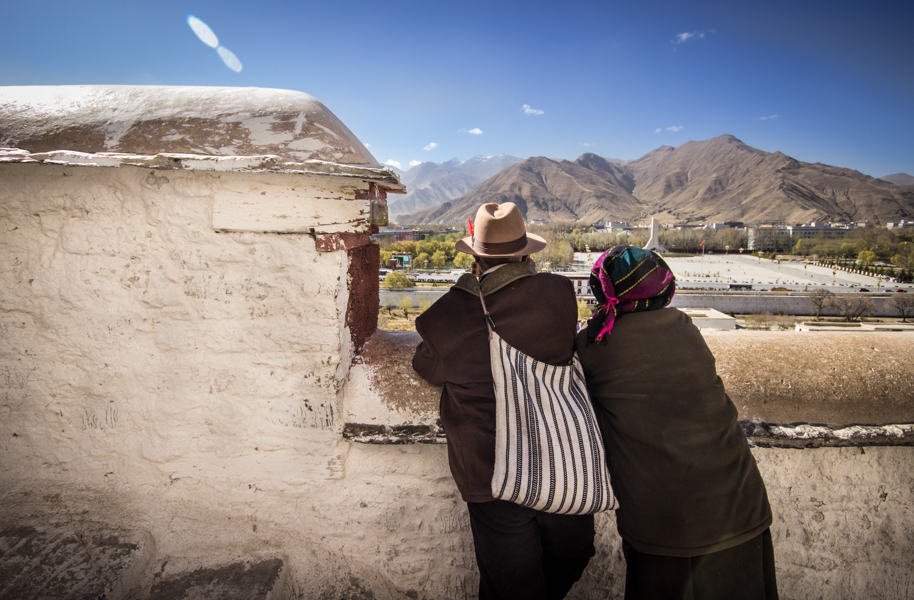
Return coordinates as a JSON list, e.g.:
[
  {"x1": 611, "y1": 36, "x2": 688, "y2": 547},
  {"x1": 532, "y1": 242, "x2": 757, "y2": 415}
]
[{"x1": 1, "y1": 162, "x2": 913, "y2": 599}]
